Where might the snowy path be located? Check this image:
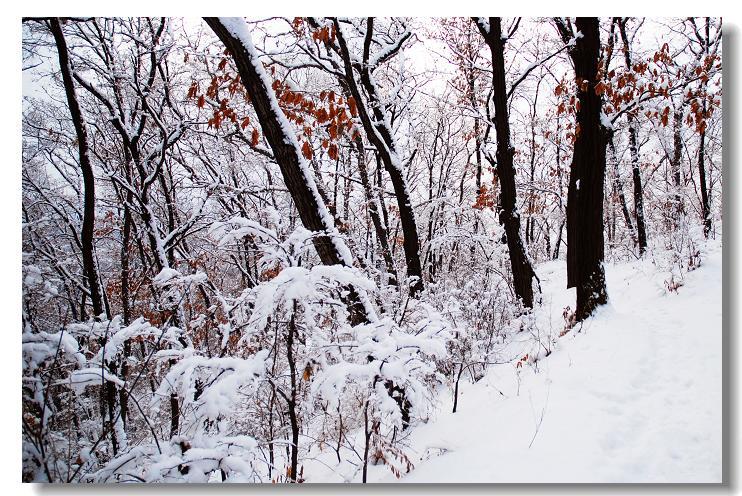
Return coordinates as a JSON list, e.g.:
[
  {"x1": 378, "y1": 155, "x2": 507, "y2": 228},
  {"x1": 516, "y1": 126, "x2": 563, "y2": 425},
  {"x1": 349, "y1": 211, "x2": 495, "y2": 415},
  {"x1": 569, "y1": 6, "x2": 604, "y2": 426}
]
[{"x1": 367, "y1": 243, "x2": 722, "y2": 483}]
